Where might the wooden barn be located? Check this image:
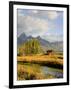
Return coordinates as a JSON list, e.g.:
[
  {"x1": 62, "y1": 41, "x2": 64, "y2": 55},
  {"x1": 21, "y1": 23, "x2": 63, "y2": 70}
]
[{"x1": 46, "y1": 50, "x2": 54, "y2": 55}]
